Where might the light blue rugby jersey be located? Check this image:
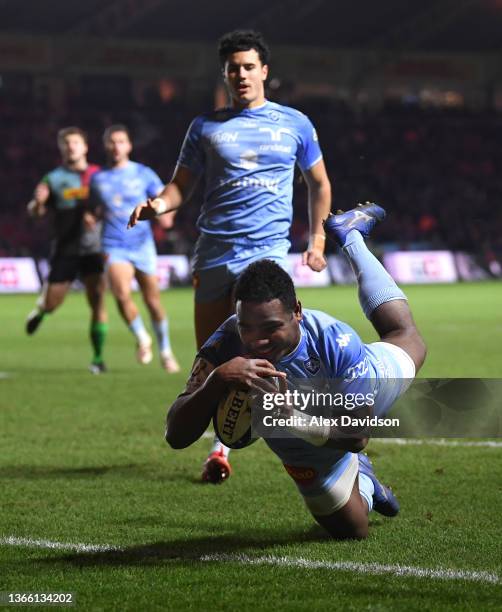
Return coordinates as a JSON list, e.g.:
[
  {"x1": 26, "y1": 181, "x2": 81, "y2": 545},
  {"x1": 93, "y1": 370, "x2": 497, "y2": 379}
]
[
  {"x1": 198, "y1": 309, "x2": 379, "y2": 469},
  {"x1": 177, "y1": 100, "x2": 323, "y2": 245},
  {"x1": 90, "y1": 161, "x2": 163, "y2": 249}
]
